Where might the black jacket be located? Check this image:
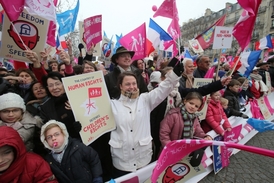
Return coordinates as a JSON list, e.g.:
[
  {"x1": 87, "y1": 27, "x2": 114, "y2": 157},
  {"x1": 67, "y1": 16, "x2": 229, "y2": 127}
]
[
  {"x1": 45, "y1": 138, "x2": 102, "y2": 183},
  {"x1": 104, "y1": 65, "x2": 148, "y2": 99},
  {"x1": 223, "y1": 89, "x2": 241, "y2": 112},
  {"x1": 40, "y1": 94, "x2": 81, "y2": 139},
  {"x1": 193, "y1": 68, "x2": 207, "y2": 78},
  {"x1": 268, "y1": 66, "x2": 274, "y2": 87}
]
